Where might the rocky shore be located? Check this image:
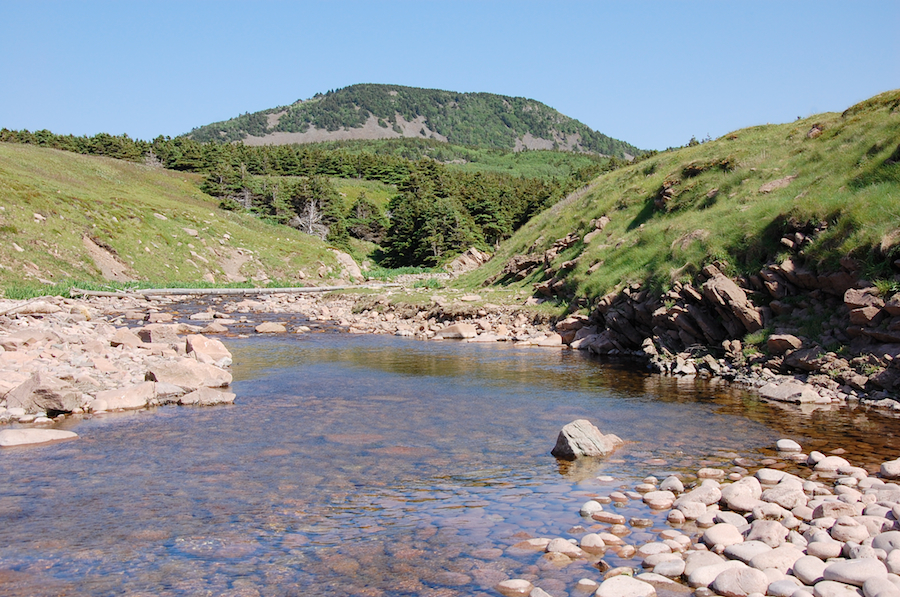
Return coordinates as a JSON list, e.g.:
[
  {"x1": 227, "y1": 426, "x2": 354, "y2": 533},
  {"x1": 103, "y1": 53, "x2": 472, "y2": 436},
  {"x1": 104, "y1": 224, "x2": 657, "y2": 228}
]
[
  {"x1": 496, "y1": 438, "x2": 900, "y2": 597},
  {"x1": 1, "y1": 272, "x2": 899, "y2": 447}
]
